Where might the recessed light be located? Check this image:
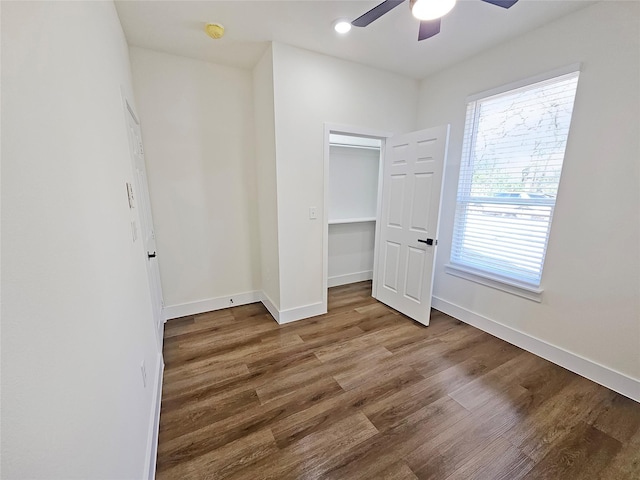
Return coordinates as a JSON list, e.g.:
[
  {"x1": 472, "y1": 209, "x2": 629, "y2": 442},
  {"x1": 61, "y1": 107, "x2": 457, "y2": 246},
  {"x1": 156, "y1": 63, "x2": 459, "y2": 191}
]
[{"x1": 333, "y1": 20, "x2": 352, "y2": 34}]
